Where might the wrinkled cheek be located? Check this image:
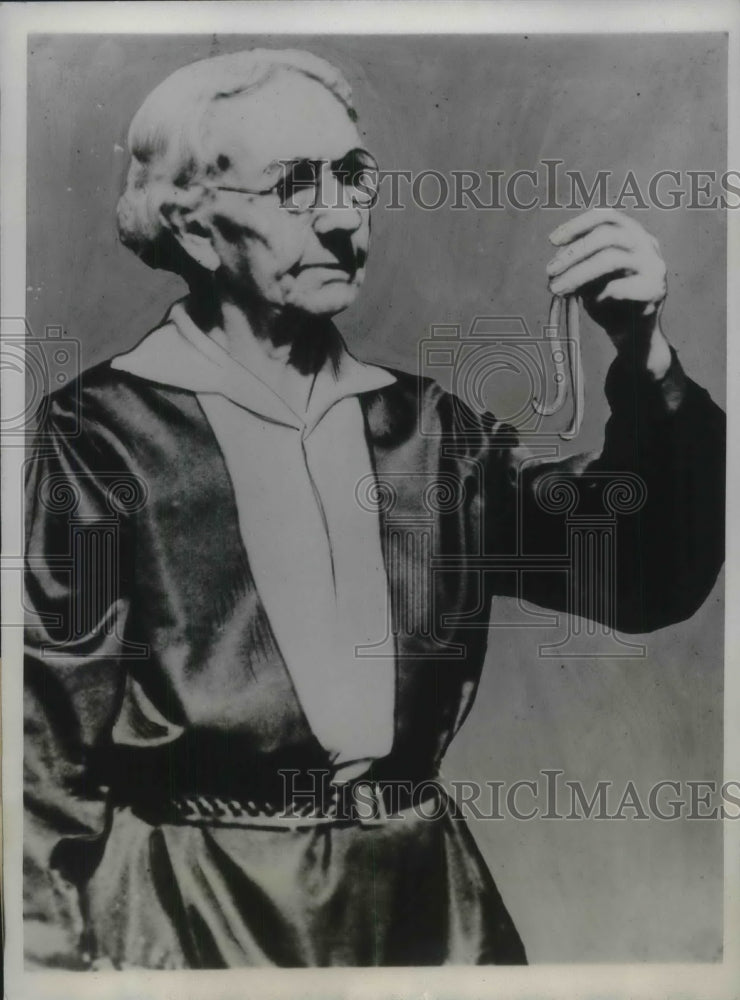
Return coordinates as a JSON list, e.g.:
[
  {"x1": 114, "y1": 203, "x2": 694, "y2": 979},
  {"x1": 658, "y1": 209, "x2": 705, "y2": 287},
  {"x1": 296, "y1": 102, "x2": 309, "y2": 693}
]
[
  {"x1": 213, "y1": 213, "x2": 308, "y2": 304},
  {"x1": 236, "y1": 242, "x2": 303, "y2": 305}
]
